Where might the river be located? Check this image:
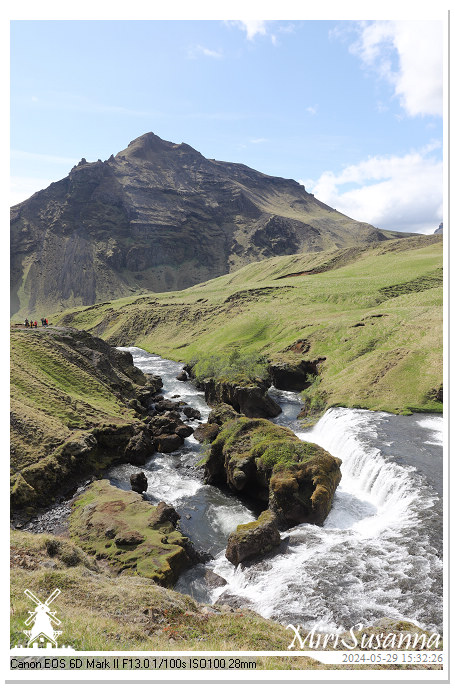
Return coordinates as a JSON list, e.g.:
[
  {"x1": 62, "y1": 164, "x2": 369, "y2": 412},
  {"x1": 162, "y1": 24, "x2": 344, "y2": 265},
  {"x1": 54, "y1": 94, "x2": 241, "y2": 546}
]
[{"x1": 107, "y1": 348, "x2": 443, "y2": 634}]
